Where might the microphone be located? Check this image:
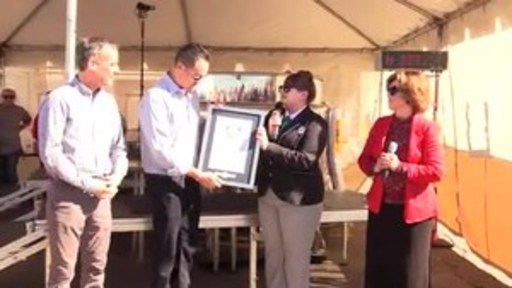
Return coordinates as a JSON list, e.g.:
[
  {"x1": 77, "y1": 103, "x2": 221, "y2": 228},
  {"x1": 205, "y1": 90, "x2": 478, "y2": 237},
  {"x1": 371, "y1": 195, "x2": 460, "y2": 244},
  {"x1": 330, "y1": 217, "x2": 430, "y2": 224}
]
[{"x1": 384, "y1": 141, "x2": 398, "y2": 179}]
